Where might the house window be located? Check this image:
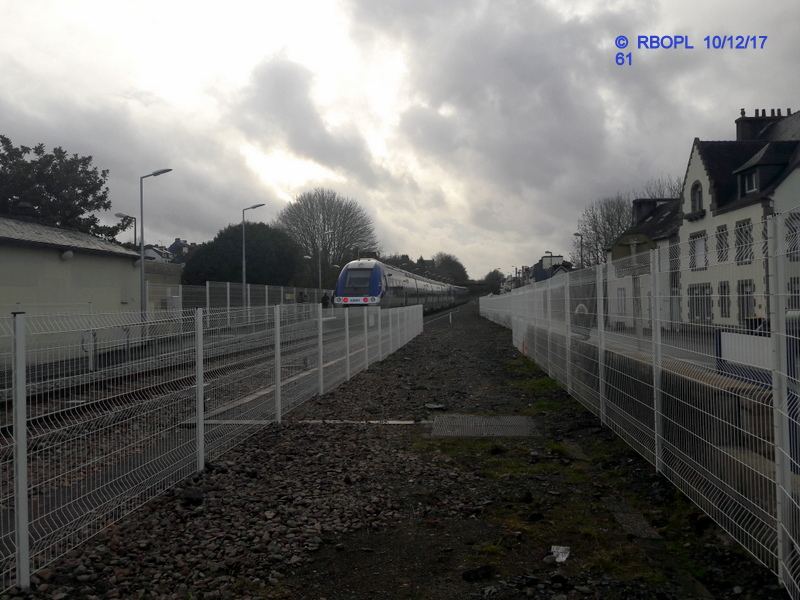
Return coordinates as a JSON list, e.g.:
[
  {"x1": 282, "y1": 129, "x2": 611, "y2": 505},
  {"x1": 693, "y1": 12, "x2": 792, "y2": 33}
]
[
  {"x1": 689, "y1": 232, "x2": 707, "y2": 271},
  {"x1": 617, "y1": 287, "x2": 627, "y2": 316},
  {"x1": 743, "y1": 171, "x2": 757, "y2": 193},
  {"x1": 735, "y1": 220, "x2": 754, "y2": 265},
  {"x1": 691, "y1": 182, "x2": 703, "y2": 212},
  {"x1": 719, "y1": 281, "x2": 731, "y2": 318},
  {"x1": 688, "y1": 283, "x2": 713, "y2": 323},
  {"x1": 789, "y1": 278, "x2": 800, "y2": 310},
  {"x1": 737, "y1": 279, "x2": 756, "y2": 324},
  {"x1": 787, "y1": 214, "x2": 800, "y2": 262},
  {"x1": 716, "y1": 225, "x2": 729, "y2": 263}
]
